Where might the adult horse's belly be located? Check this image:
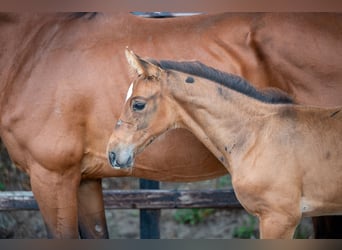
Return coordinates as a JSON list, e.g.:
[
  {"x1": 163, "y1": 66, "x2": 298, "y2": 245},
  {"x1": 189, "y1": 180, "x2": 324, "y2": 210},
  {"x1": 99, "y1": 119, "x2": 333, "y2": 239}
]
[{"x1": 132, "y1": 129, "x2": 228, "y2": 182}]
